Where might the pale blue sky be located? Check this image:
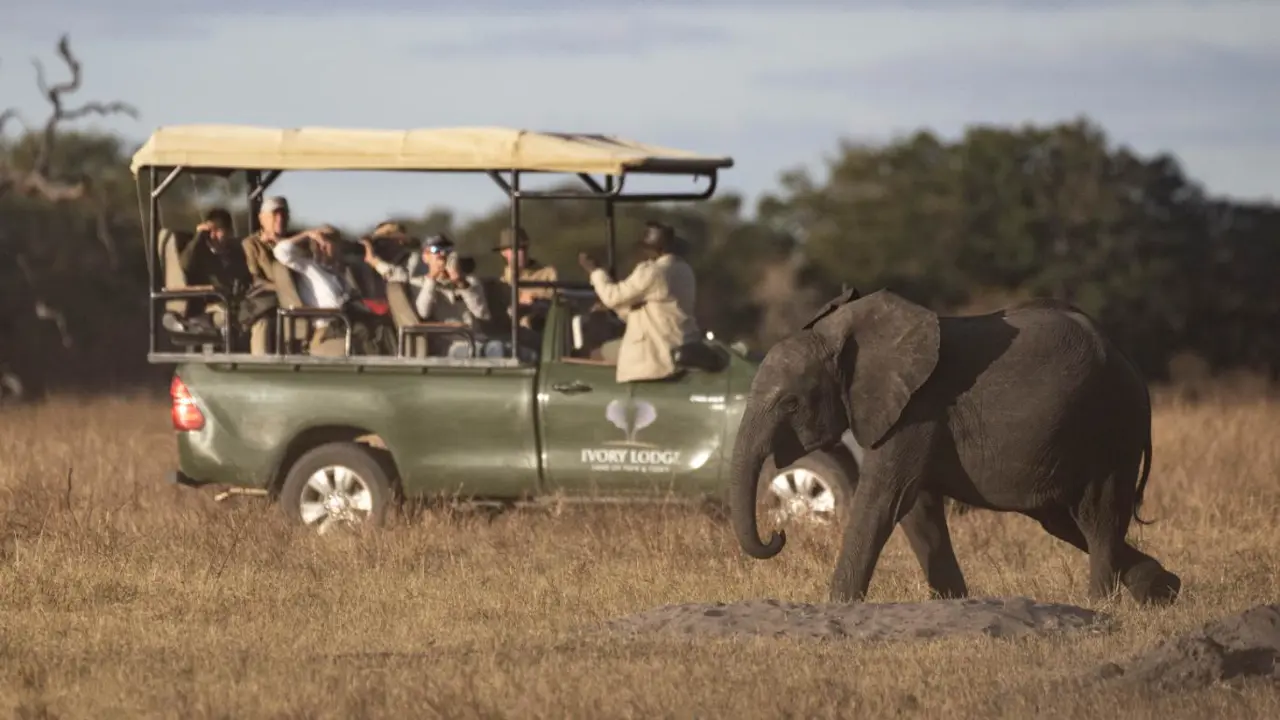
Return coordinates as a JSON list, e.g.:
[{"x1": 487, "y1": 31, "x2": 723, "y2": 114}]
[{"x1": 2, "y1": 0, "x2": 1275, "y2": 230}]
